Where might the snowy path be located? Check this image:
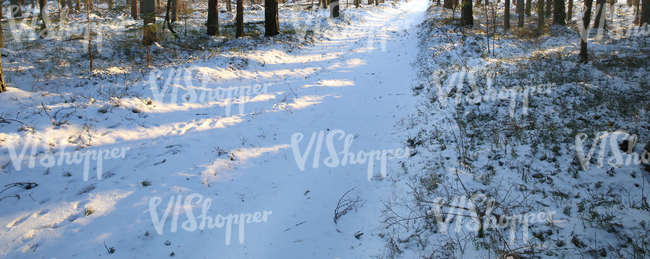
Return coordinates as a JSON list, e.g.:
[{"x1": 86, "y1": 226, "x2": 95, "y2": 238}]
[{"x1": 0, "y1": 1, "x2": 428, "y2": 258}]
